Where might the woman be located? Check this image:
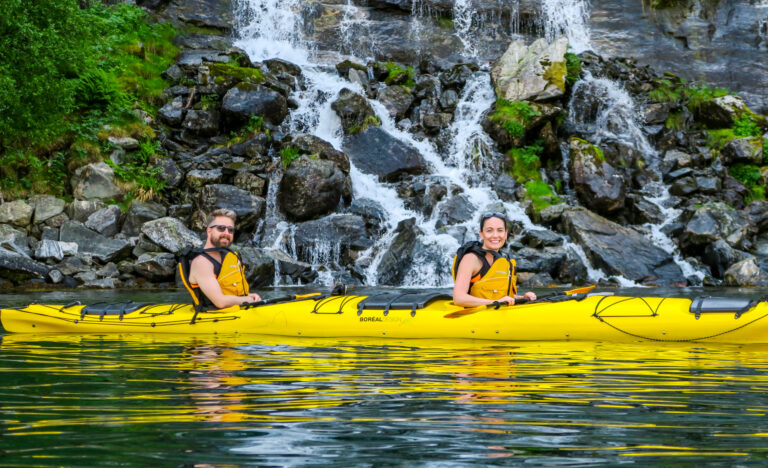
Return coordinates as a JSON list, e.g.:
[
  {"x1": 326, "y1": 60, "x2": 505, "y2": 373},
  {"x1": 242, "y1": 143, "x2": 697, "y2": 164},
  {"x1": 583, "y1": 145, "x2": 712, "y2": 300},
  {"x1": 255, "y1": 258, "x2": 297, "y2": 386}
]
[{"x1": 452, "y1": 212, "x2": 537, "y2": 307}]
